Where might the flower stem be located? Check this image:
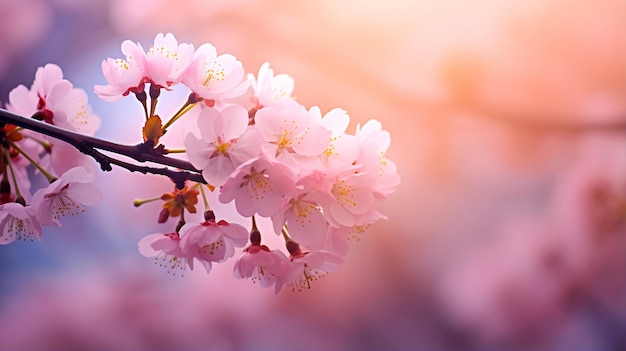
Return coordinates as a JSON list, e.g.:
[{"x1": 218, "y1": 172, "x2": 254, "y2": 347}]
[
  {"x1": 251, "y1": 215, "x2": 258, "y2": 231},
  {"x1": 163, "y1": 149, "x2": 186, "y2": 154},
  {"x1": 149, "y1": 85, "x2": 161, "y2": 118},
  {"x1": 135, "y1": 91, "x2": 149, "y2": 120},
  {"x1": 281, "y1": 226, "x2": 291, "y2": 242},
  {"x1": 4, "y1": 150, "x2": 22, "y2": 199},
  {"x1": 161, "y1": 93, "x2": 200, "y2": 133},
  {"x1": 199, "y1": 183, "x2": 210, "y2": 210},
  {"x1": 23, "y1": 134, "x2": 52, "y2": 153},
  {"x1": 9, "y1": 140, "x2": 56, "y2": 183},
  {"x1": 176, "y1": 211, "x2": 186, "y2": 233},
  {"x1": 162, "y1": 103, "x2": 194, "y2": 132},
  {"x1": 133, "y1": 196, "x2": 162, "y2": 207}
]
